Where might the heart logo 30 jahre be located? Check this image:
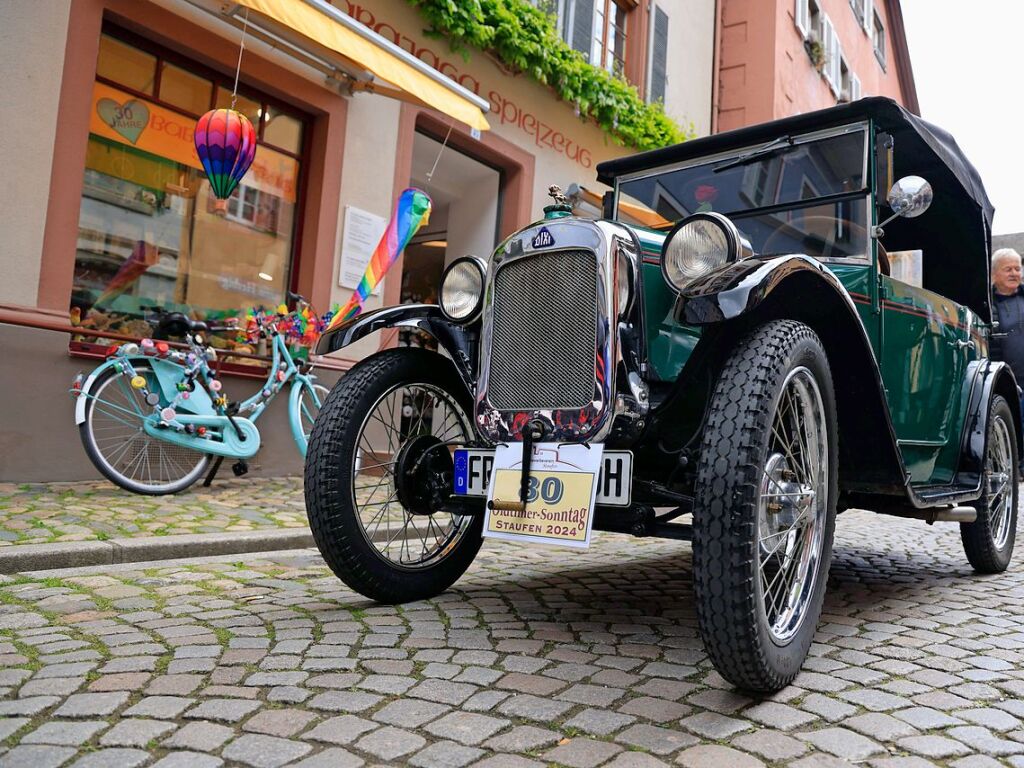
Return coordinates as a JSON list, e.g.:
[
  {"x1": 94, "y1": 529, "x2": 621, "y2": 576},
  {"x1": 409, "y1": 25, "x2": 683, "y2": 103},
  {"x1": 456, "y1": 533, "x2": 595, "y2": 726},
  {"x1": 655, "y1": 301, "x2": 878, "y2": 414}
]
[{"x1": 97, "y1": 98, "x2": 150, "y2": 144}]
